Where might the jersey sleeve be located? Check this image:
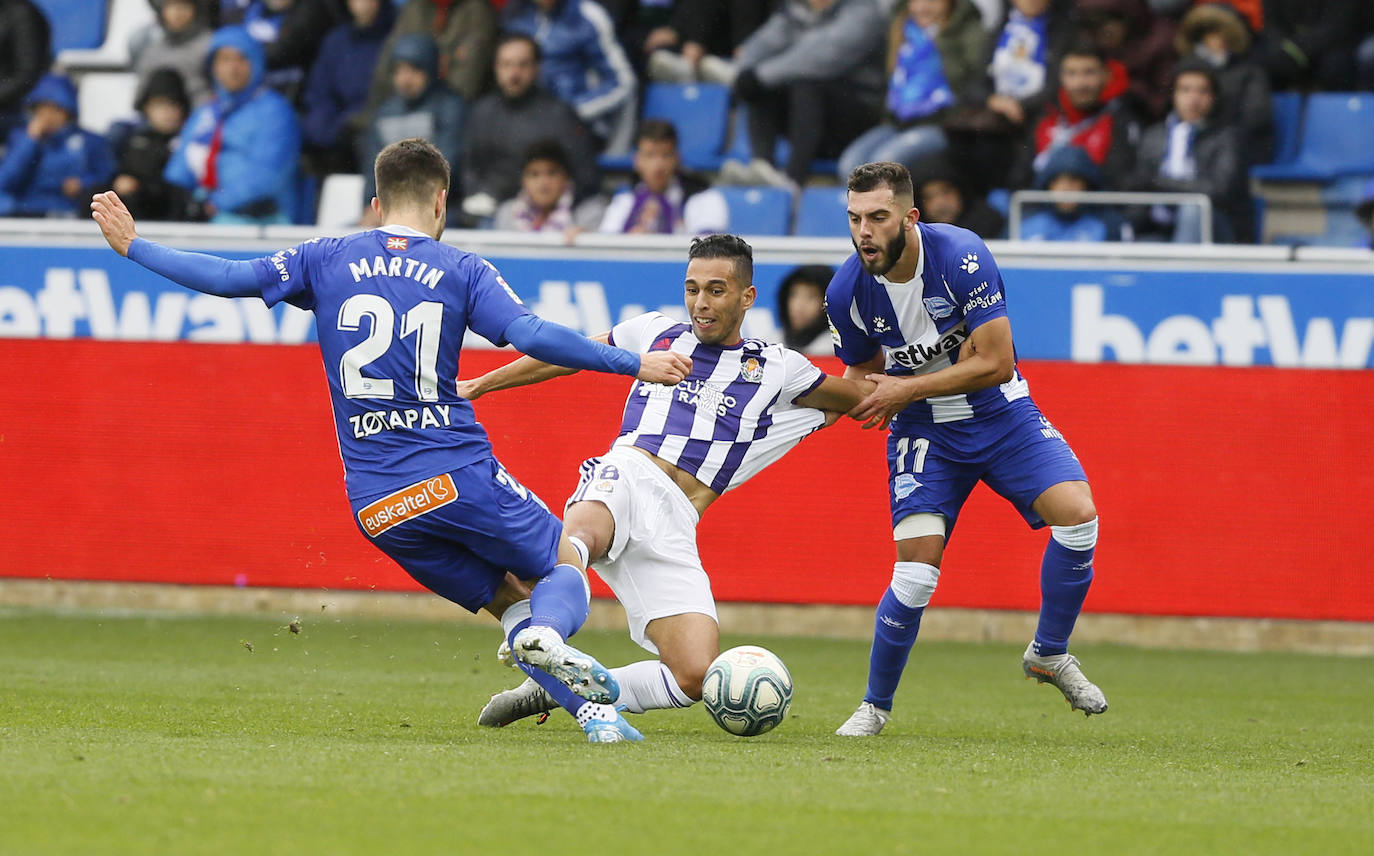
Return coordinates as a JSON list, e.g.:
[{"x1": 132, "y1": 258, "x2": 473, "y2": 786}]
[
  {"x1": 779, "y1": 348, "x2": 826, "y2": 405},
  {"x1": 465, "y1": 256, "x2": 532, "y2": 346},
  {"x1": 825, "y1": 271, "x2": 879, "y2": 366},
  {"x1": 607, "y1": 311, "x2": 675, "y2": 353},
  {"x1": 944, "y1": 234, "x2": 1009, "y2": 333},
  {"x1": 254, "y1": 239, "x2": 322, "y2": 310}
]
